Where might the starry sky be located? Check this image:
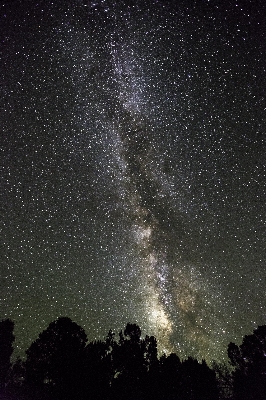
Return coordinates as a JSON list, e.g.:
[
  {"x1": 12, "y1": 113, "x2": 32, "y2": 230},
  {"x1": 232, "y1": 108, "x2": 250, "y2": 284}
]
[{"x1": 1, "y1": 0, "x2": 266, "y2": 364}]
